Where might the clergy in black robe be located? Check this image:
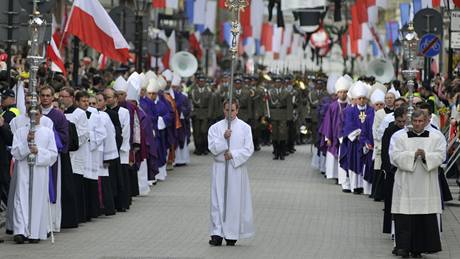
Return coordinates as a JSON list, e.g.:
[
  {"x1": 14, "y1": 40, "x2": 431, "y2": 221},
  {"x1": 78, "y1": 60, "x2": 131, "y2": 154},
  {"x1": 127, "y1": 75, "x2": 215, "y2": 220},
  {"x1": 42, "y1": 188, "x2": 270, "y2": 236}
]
[
  {"x1": 40, "y1": 86, "x2": 79, "y2": 229},
  {"x1": 381, "y1": 107, "x2": 407, "y2": 234},
  {"x1": 96, "y1": 92, "x2": 122, "y2": 216},
  {"x1": 61, "y1": 87, "x2": 88, "y2": 223}
]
